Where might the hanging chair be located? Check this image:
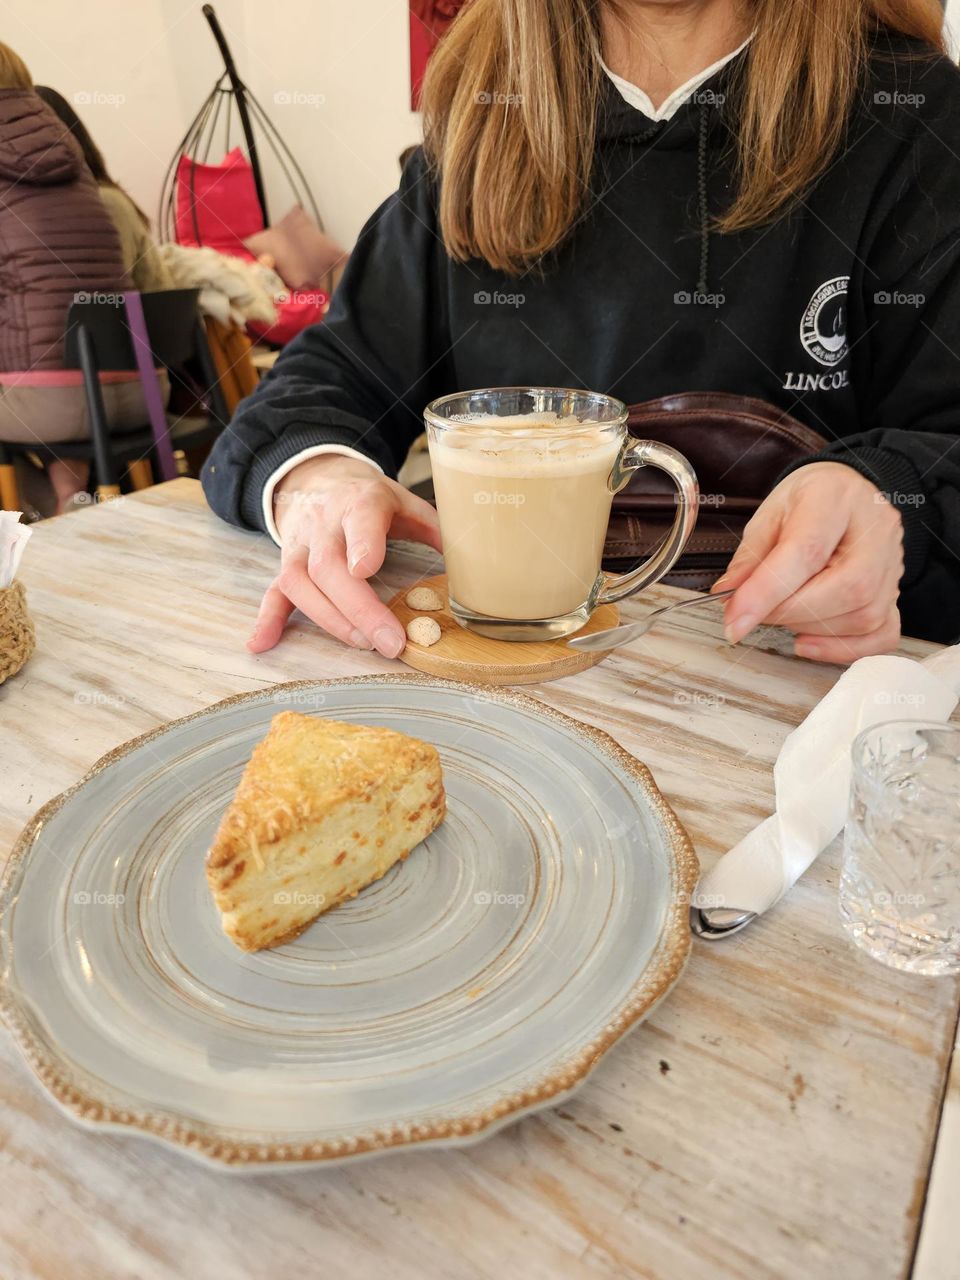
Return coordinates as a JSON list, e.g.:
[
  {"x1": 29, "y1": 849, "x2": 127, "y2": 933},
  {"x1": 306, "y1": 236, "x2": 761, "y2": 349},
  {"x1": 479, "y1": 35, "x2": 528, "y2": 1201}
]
[{"x1": 159, "y1": 4, "x2": 339, "y2": 346}]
